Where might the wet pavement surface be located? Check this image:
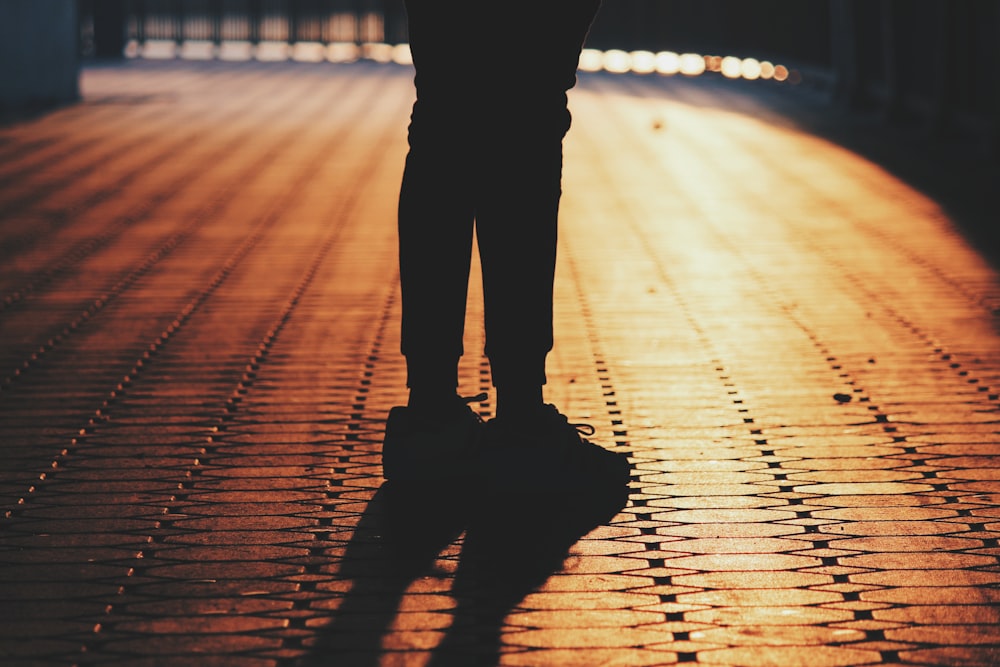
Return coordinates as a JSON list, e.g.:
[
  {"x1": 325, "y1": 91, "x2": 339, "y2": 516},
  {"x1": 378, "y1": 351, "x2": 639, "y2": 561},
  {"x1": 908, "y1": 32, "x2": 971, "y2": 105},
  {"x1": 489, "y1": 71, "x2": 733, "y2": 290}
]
[{"x1": 1, "y1": 59, "x2": 999, "y2": 666}]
